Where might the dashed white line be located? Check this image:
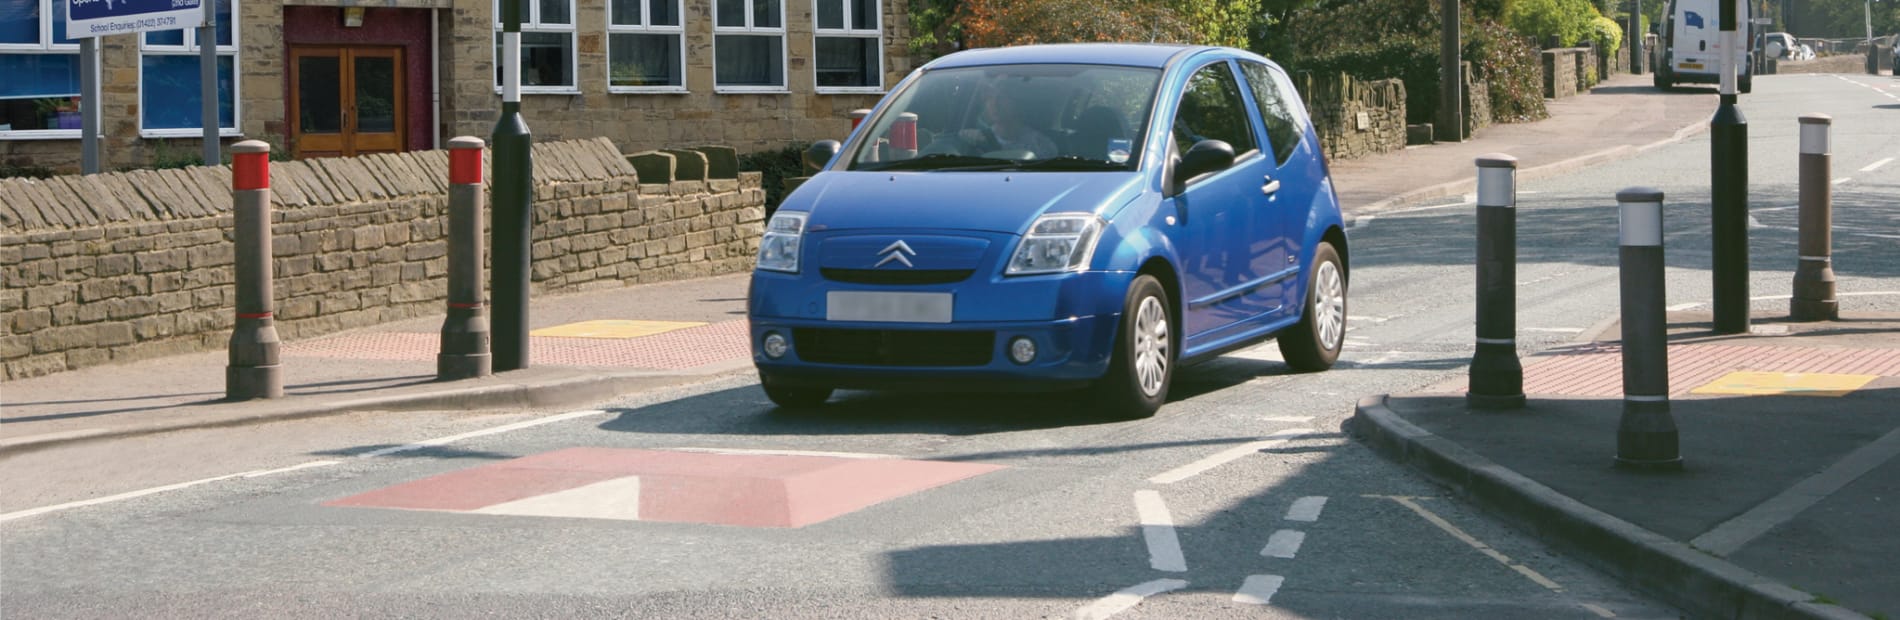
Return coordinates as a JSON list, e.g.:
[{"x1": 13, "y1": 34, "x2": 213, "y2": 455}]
[
  {"x1": 1134, "y1": 490, "x2": 1188, "y2": 572},
  {"x1": 1232, "y1": 574, "x2": 1286, "y2": 605},
  {"x1": 1833, "y1": 177, "x2": 1852, "y2": 185},
  {"x1": 1666, "y1": 302, "x2": 1704, "y2": 311},
  {"x1": 1861, "y1": 157, "x2": 1894, "y2": 173},
  {"x1": 1260, "y1": 529, "x2": 1306, "y2": 558},
  {"x1": 1148, "y1": 428, "x2": 1314, "y2": 484},
  {"x1": 1073, "y1": 578, "x2": 1189, "y2": 620},
  {"x1": 1284, "y1": 496, "x2": 1328, "y2": 522},
  {"x1": 1523, "y1": 327, "x2": 1585, "y2": 334}
]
